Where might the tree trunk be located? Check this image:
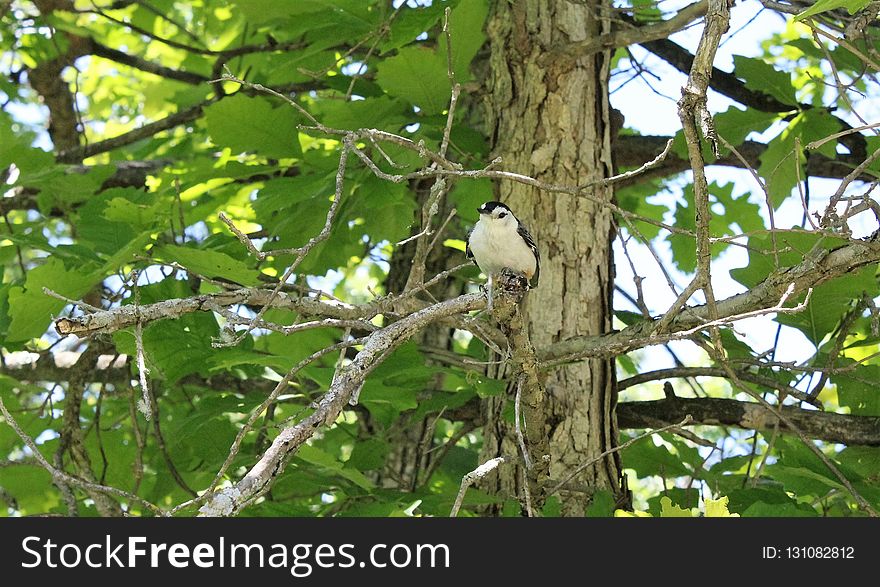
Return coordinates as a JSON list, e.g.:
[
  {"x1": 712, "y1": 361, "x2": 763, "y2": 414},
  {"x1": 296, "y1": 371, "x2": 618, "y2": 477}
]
[{"x1": 480, "y1": 0, "x2": 625, "y2": 516}]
